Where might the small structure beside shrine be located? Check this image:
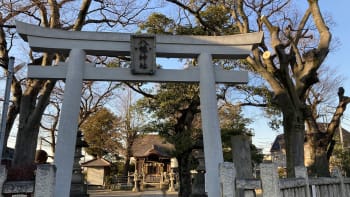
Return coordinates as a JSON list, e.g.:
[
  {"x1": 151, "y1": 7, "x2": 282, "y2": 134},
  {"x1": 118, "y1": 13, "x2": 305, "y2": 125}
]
[
  {"x1": 81, "y1": 158, "x2": 111, "y2": 187},
  {"x1": 131, "y1": 135, "x2": 176, "y2": 189}
]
